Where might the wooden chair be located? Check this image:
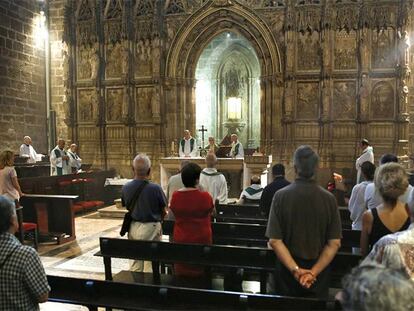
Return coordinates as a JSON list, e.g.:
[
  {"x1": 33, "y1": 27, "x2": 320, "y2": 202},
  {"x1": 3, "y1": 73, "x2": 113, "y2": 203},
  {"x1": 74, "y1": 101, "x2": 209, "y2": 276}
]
[{"x1": 15, "y1": 203, "x2": 38, "y2": 250}]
